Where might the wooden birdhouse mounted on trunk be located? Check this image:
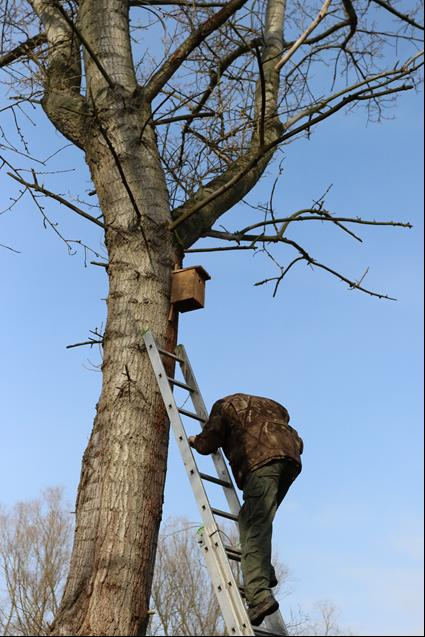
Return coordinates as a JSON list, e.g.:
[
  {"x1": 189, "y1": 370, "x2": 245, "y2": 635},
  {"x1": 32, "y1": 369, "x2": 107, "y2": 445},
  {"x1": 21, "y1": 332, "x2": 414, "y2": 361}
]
[{"x1": 171, "y1": 265, "x2": 211, "y2": 313}]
